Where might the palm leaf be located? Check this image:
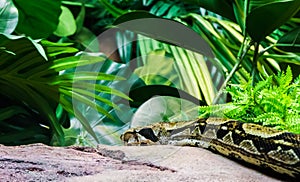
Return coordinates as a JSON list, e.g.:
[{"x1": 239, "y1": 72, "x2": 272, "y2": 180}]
[{"x1": 0, "y1": 34, "x2": 130, "y2": 145}]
